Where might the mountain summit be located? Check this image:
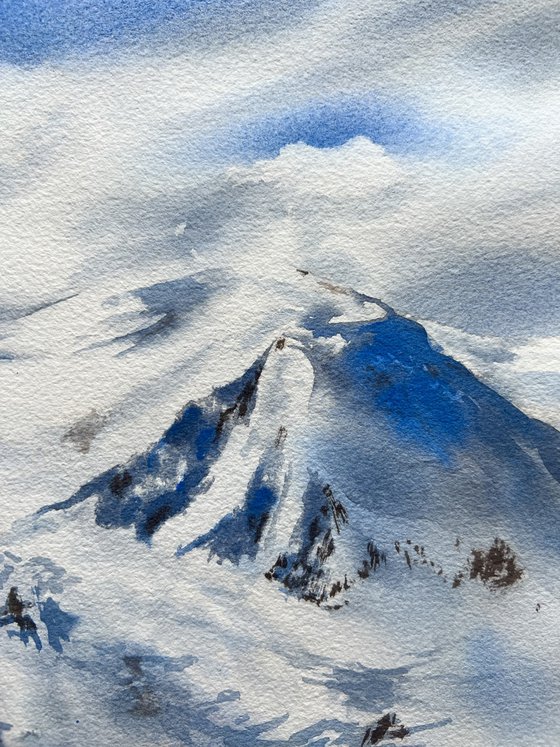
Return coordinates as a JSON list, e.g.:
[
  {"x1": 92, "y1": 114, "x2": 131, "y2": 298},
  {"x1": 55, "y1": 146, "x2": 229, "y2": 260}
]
[
  {"x1": 42, "y1": 283, "x2": 560, "y2": 608},
  {"x1": 3, "y1": 277, "x2": 560, "y2": 746}
]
